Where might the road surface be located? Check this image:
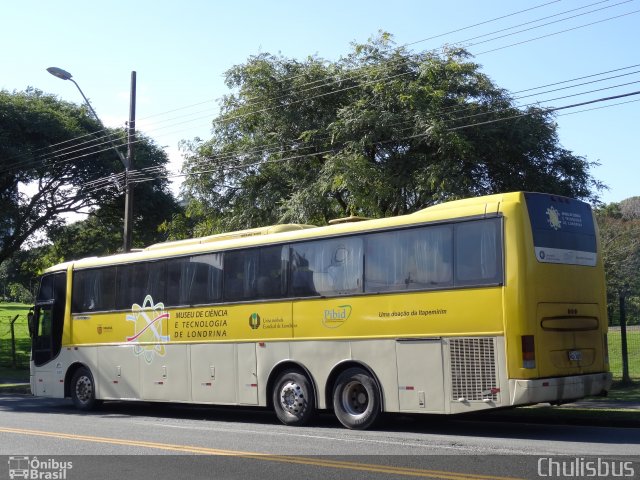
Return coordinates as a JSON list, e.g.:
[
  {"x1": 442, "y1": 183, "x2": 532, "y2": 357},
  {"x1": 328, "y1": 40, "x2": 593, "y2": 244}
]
[{"x1": 1, "y1": 395, "x2": 638, "y2": 479}]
